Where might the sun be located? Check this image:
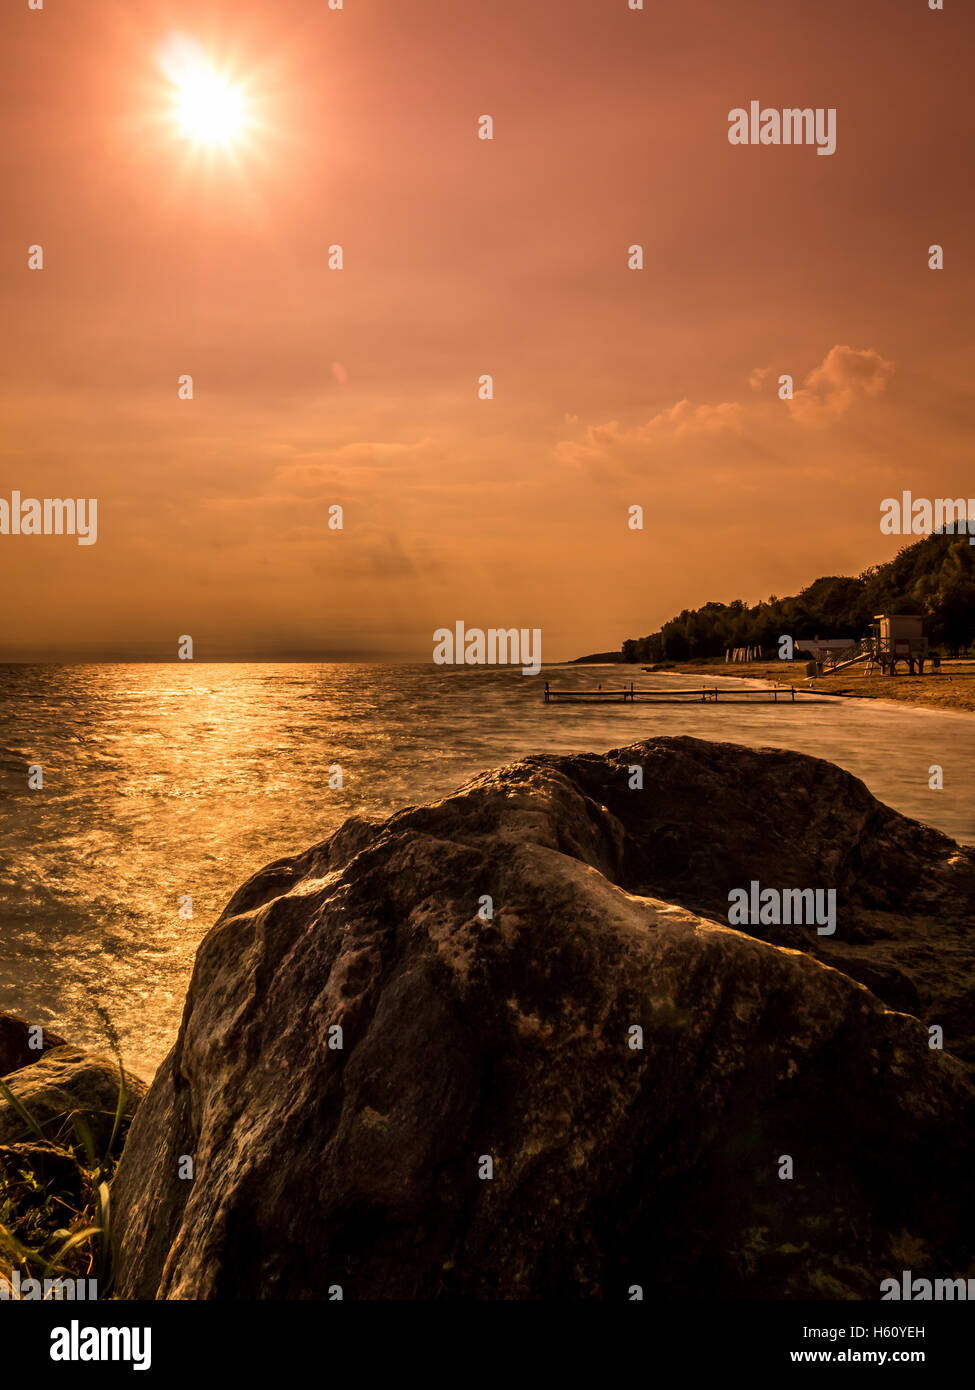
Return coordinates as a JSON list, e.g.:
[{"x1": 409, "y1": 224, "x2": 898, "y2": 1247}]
[
  {"x1": 175, "y1": 68, "x2": 245, "y2": 145},
  {"x1": 159, "y1": 34, "x2": 250, "y2": 148}
]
